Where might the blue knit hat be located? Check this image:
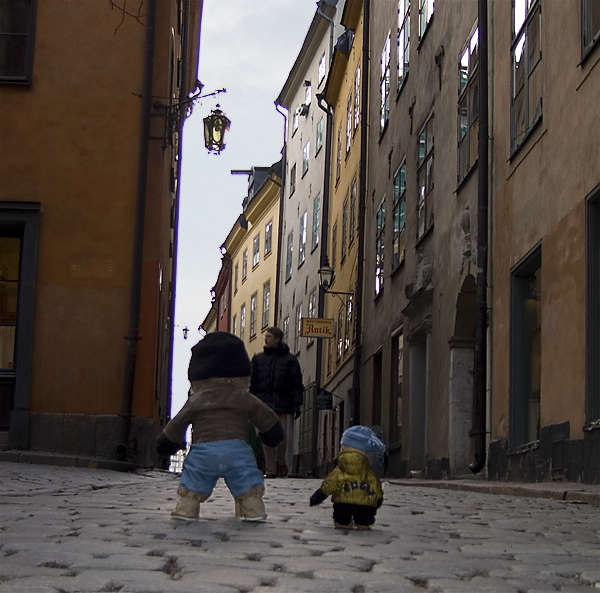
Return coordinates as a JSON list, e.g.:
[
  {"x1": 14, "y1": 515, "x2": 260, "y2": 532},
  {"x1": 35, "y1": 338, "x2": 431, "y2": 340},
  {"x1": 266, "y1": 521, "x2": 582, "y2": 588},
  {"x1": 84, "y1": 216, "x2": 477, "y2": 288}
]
[{"x1": 340, "y1": 425, "x2": 386, "y2": 453}]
